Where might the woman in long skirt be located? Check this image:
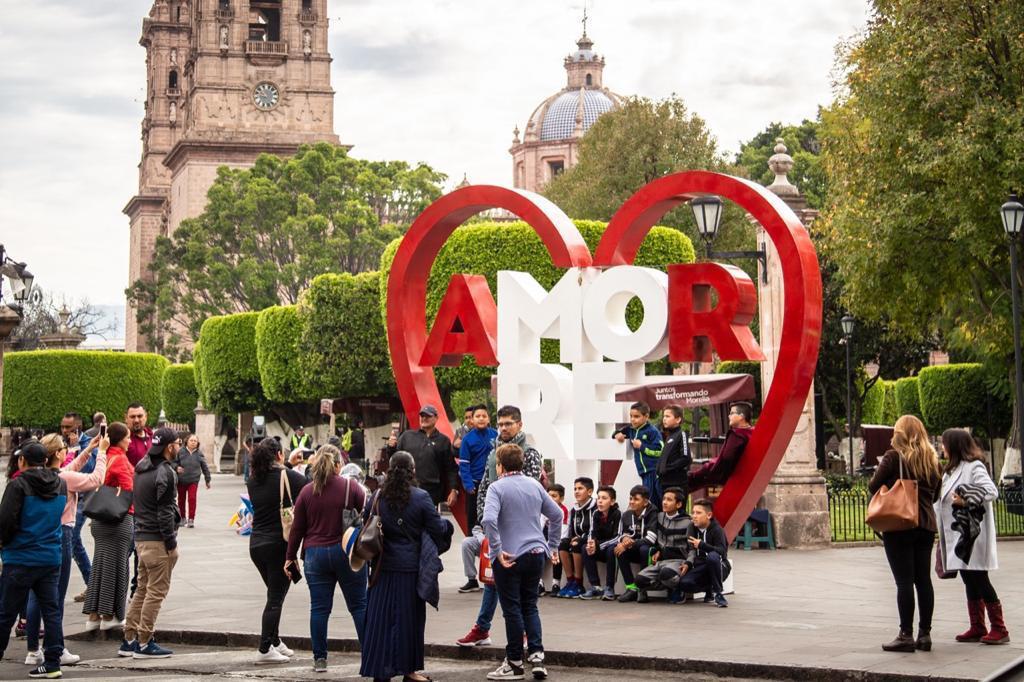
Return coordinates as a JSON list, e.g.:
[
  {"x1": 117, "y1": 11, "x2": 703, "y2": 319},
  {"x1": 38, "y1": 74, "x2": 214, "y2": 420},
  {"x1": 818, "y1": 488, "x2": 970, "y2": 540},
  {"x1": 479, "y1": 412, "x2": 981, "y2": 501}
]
[
  {"x1": 82, "y1": 422, "x2": 135, "y2": 629},
  {"x1": 360, "y1": 451, "x2": 452, "y2": 682}
]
